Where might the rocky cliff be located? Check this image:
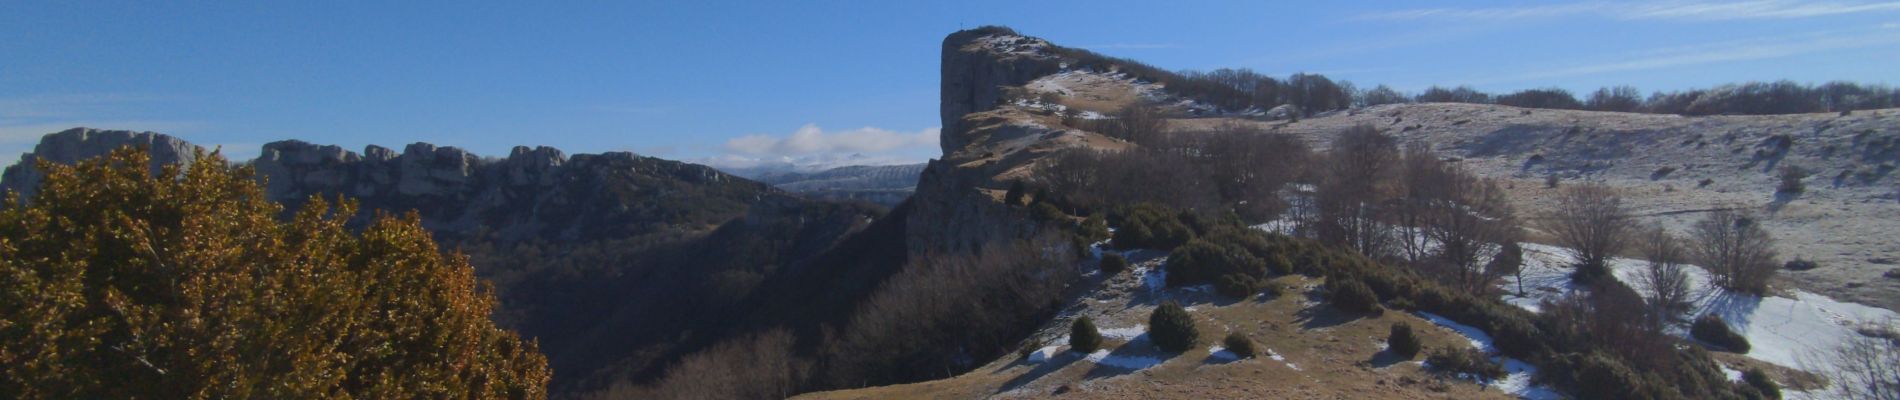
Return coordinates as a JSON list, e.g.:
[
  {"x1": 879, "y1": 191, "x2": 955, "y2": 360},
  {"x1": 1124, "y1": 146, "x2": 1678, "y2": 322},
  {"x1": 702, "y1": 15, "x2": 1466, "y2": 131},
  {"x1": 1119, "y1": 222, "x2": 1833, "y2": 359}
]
[
  {"x1": 1, "y1": 128, "x2": 203, "y2": 198},
  {"x1": 251, "y1": 140, "x2": 776, "y2": 242},
  {"x1": 905, "y1": 27, "x2": 1128, "y2": 256}
]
